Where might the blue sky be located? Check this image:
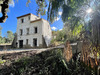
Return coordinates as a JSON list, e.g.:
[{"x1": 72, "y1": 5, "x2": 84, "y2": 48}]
[{"x1": 0, "y1": 0, "x2": 63, "y2": 37}]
